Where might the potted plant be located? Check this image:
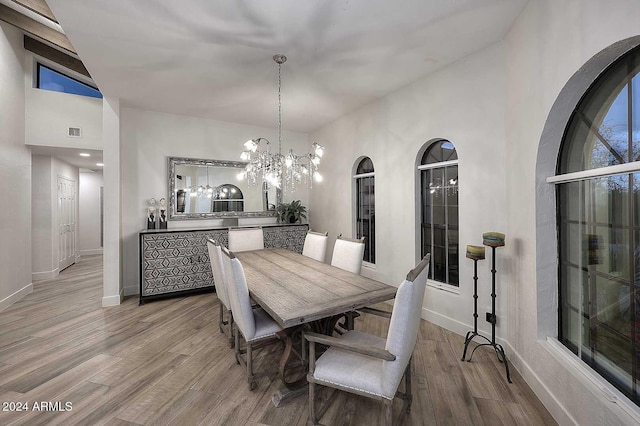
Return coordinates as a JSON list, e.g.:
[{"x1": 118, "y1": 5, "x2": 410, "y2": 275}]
[{"x1": 277, "y1": 200, "x2": 307, "y2": 224}]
